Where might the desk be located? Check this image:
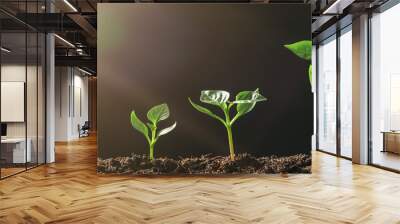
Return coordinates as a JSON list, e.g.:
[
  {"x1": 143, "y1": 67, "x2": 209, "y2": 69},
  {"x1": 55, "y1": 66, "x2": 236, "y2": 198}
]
[
  {"x1": 1, "y1": 138, "x2": 31, "y2": 163},
  {"x1": 382, "y1": 131, "x2": 400, "y2": 154}
]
